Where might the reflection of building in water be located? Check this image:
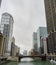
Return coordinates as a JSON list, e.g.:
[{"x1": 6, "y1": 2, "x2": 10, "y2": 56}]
[
  {"x1": 0, "y1": 12, "x2": 14, "y2": 56},
  {"x1": 0, "y1": 32, "x2": 6, "y2": 56}
]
